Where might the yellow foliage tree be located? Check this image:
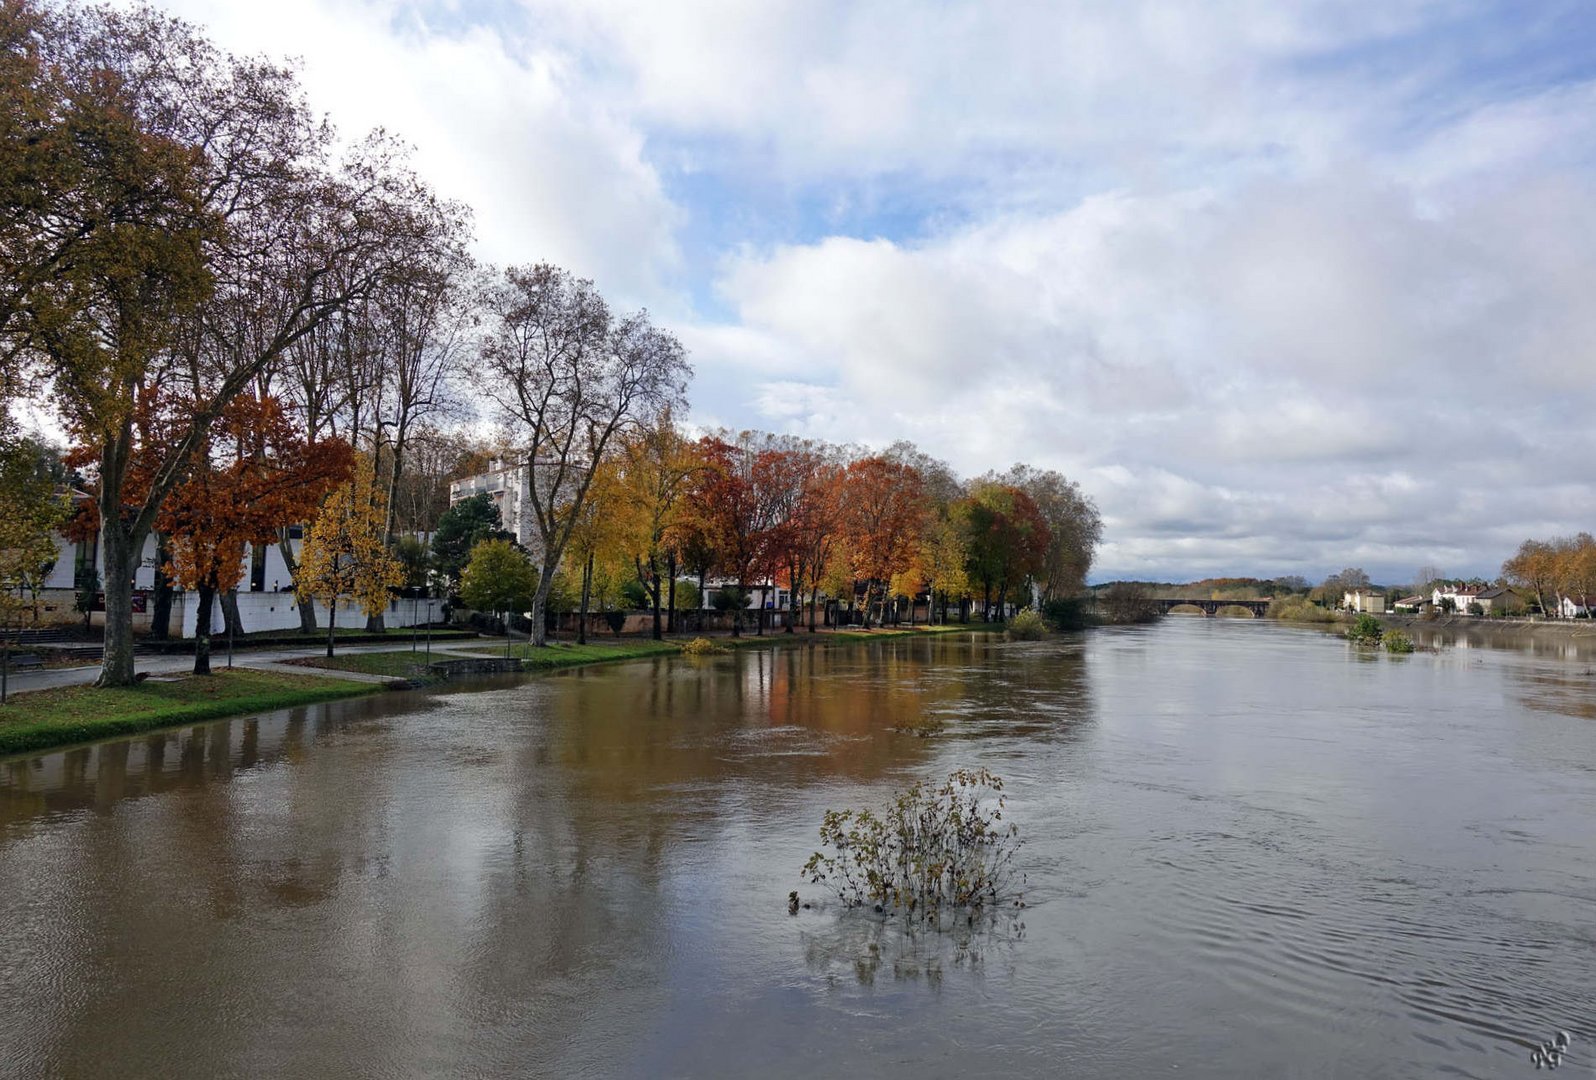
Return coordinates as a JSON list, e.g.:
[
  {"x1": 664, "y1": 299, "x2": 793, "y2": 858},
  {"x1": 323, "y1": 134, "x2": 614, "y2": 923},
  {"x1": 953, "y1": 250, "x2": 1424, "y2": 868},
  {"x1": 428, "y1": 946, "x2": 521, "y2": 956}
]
[
  {"x1": 0, "y1": 437, "x2": 66, "y2": 632},
  {"x1": 919, "y1": 511, "x2": 972, "y2": 624},
  {"x1": 296, "y1": 458, "x2": 404, "y2": 656},
  {"x1": 563, "y1": 456, "x2": 635, "y2": 643}
]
